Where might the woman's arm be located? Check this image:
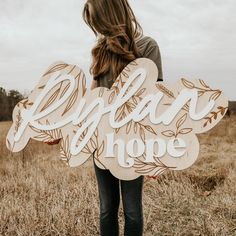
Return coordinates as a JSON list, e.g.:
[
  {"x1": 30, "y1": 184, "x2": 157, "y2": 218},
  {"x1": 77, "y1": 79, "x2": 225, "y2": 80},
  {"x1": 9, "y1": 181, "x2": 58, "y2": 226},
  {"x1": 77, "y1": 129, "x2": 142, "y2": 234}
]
[
  {"x1": 147, "y1": 44, "x2": 163, "y2": 81},
  {"x1": 142, "y1": 38, "x2": 163, "y2": 81}
]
